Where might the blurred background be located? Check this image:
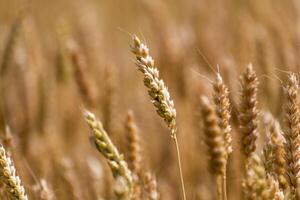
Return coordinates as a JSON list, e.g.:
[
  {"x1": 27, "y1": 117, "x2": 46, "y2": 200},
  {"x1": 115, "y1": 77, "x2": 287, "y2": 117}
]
[{"x1": 0, "y1": 0, "x2": 299, "y2": 199}]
